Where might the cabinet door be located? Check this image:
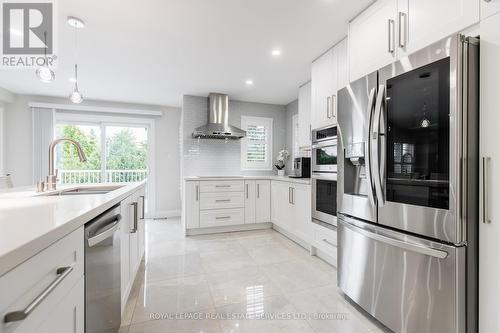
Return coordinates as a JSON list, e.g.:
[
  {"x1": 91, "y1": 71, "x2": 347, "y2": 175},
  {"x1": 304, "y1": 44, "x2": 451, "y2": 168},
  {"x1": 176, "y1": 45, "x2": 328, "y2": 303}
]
[
  {"x1": 271, "y1": 181, "x2": 289, "y2": 229},
  {"x1": 120, "y1": 196, "x2": 131, "y2": 305},
  {"x1": 482, "y1": 0, "x2": 500, "y2": 19},
  {"x1": 479, "y1": 13, "x2": 500, "y2": 333},
  {"x1": 399, "y1": 0, "x2": 479, "y2": 56},
  {"x1": 184, "y1": 181, "x2": 200, "y2": 229},
  {"x1": 311, "y1": 48, "x2": 337, "y2": 129},
  {"x1": 292, "y1": 184, "x2": 312, "y2": 243},
  {"x1": 37, "y1": 277, "x2": 84, "y2": 333},
  {"x1": 349, "y1": 0, "x2": 398, "y2": 82},
  {"x1": 256, "y1": 180, "x2": 271, "y2": 223},
  {"x1": 336, "y1": 38, "x2": 349, "y2": 91},
  {"x1": 244, "y1": 181, "x2": 256, "y2": 224},
  {"x1": 298, "y1": 82, "x2": 312, "y2": 148}
]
